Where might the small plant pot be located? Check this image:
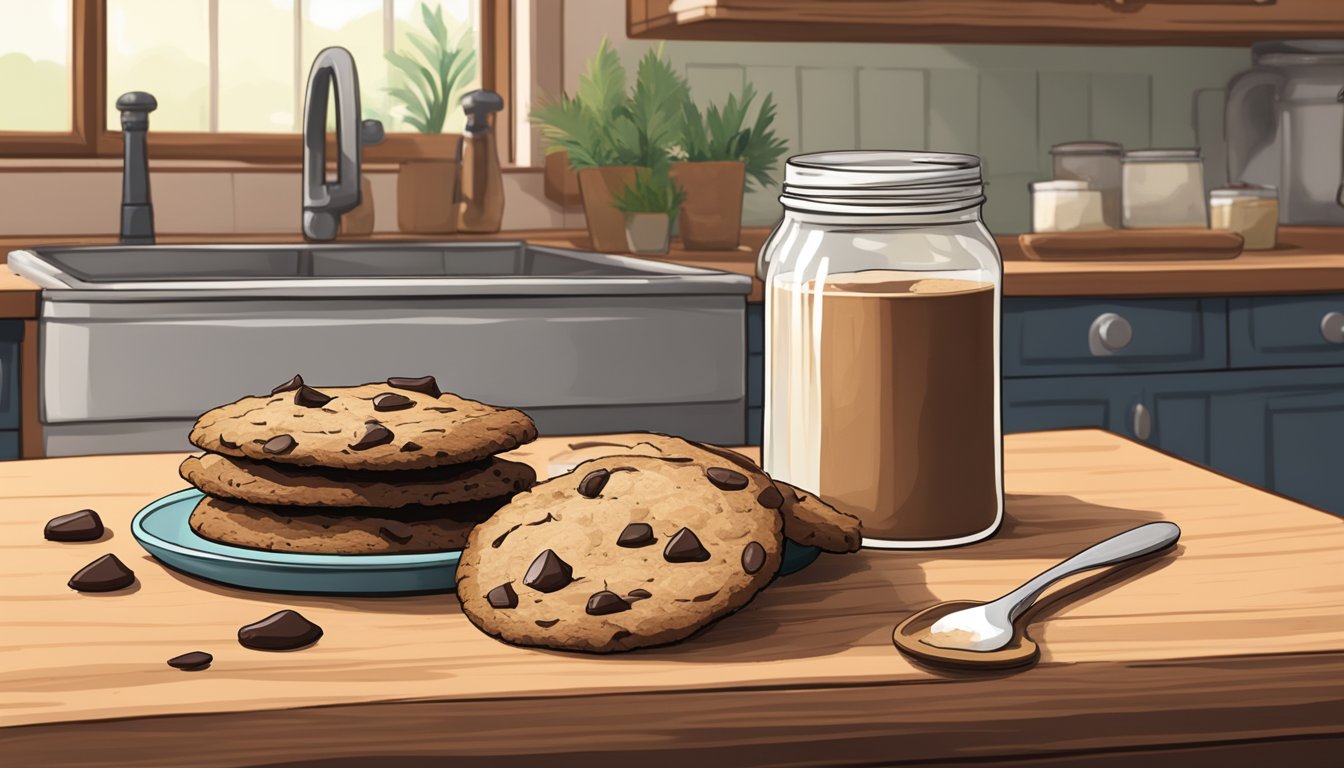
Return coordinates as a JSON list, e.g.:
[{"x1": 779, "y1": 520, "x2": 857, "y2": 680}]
[
  {"x1": 397, "y1": 160, "x2": 459, "y2": 234},
  {"x1": 670, "y1": 160, "x2": 746, "y2": 250},
  {"x1": 577, "y1": 166, "x2": 638, "y2": 253},
  {"x1": 624, "y1": 212, "x2": 672, "y2": 255}
]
